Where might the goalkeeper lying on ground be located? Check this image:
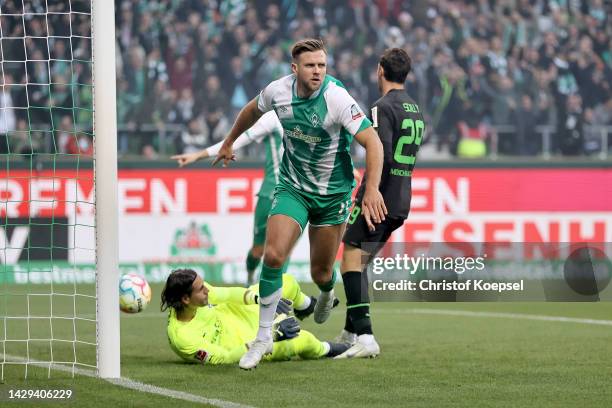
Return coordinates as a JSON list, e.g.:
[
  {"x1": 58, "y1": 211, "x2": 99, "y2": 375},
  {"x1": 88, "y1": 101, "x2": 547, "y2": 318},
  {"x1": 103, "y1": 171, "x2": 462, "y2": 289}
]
[{"x1": 161, "y1": 269, "x2": 348, "y2": 365}]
